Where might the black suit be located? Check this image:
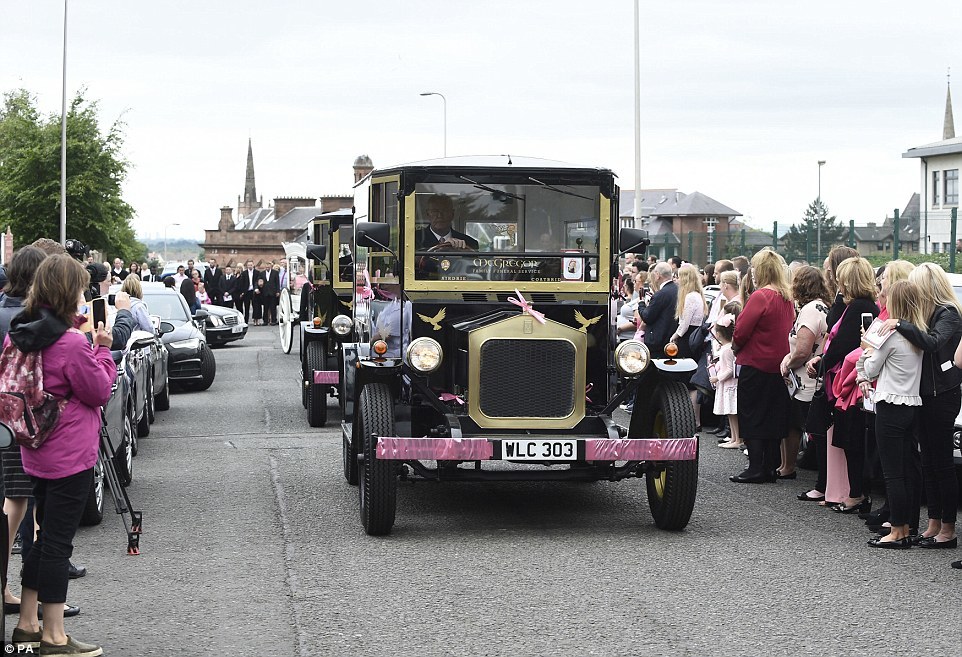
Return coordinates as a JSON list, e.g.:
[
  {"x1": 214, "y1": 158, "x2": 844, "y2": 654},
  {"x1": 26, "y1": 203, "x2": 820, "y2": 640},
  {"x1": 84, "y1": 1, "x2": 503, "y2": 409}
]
[
  {"x1": 415, "y1": 227, "x2": 479, "y2": 251},
  {"x1": 204, "y1": 266, "x2": 225, "y2": 305},
  {"x1": 222, "y1": 274, "x2": 239, "y2": 309},
  {"x1": 237, "y1": 268, "x2": 260, "y2": 322},
  {"x1": 140, "y1": 273, "x2": 162, "y2": 283},
  {"x1": 261, "y1": 269, "x2": 279, "y2": 324}
]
